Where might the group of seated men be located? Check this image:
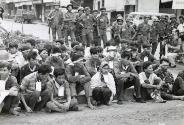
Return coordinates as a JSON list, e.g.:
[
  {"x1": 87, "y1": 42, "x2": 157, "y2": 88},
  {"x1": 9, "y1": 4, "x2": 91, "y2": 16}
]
[{"x1": 0, "y1": 38, "x2": 184, "y2": 116}]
